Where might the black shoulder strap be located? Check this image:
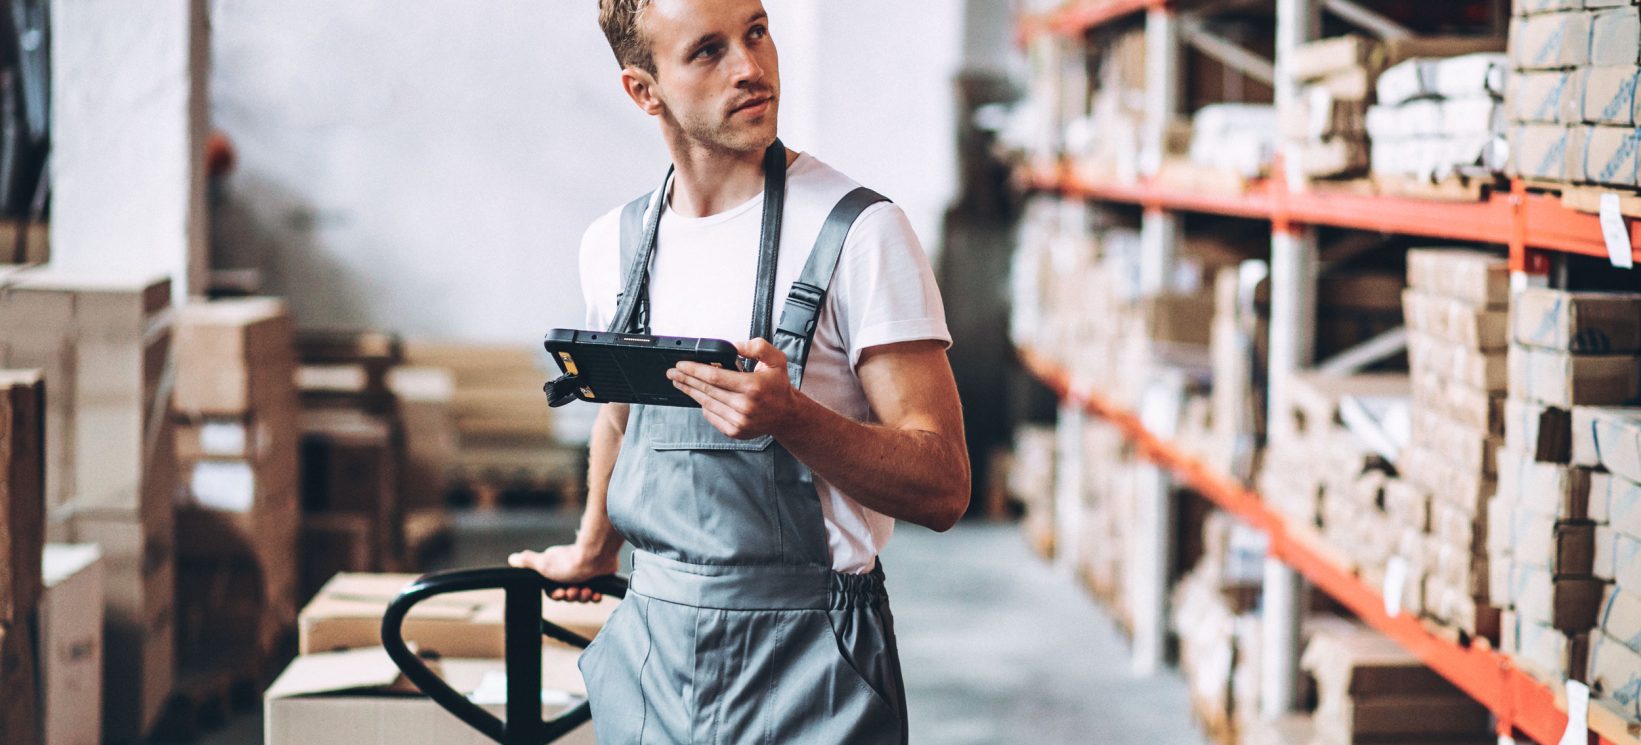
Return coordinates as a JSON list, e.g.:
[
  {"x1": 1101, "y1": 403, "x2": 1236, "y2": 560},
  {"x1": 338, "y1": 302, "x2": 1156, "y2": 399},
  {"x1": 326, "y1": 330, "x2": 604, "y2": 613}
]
[
  {"x1": 748, "y1": 141, "x2": 788, "y2": 344},
  {"x1": 609, "y1": 173, "x2": 669, "y2": 334},
  {"x1": 773, "y1": 186, "x2": 889, "y2": 387}
]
